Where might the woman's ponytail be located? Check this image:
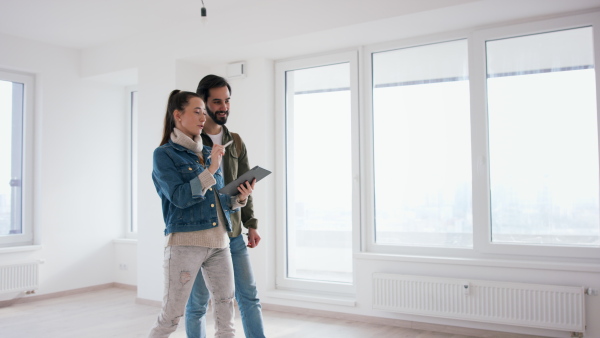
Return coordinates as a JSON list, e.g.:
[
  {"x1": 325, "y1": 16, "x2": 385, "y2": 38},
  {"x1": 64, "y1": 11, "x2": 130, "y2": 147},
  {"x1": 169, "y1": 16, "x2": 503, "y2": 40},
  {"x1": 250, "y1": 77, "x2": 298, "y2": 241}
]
[{"x1": 159, "y1": 90, "x2": 200, "y2": 146}]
